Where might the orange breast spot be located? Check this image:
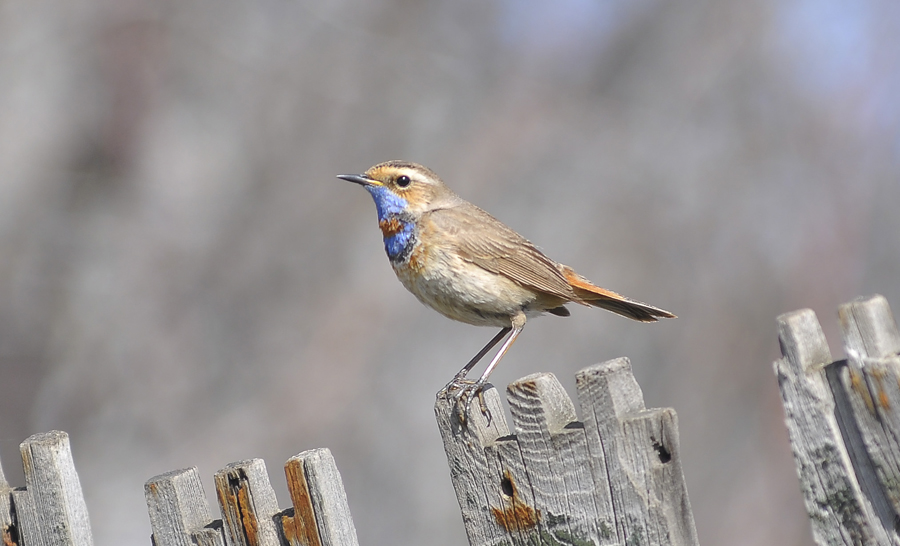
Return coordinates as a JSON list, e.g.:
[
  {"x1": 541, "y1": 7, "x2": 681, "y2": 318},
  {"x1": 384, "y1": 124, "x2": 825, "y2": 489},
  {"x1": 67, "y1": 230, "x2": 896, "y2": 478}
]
[{"x1": 379, "y1": 218, "x2": 404, "y2": 238}]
